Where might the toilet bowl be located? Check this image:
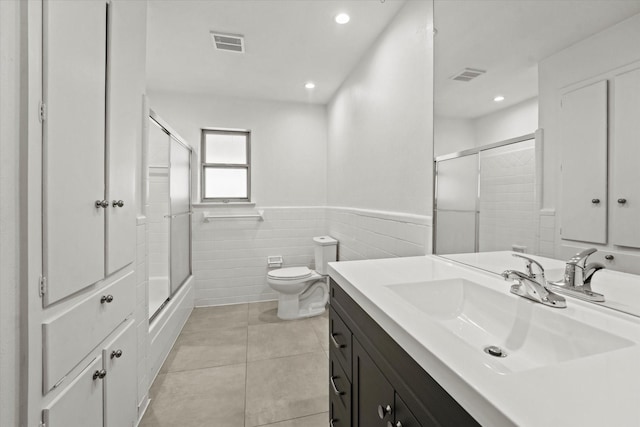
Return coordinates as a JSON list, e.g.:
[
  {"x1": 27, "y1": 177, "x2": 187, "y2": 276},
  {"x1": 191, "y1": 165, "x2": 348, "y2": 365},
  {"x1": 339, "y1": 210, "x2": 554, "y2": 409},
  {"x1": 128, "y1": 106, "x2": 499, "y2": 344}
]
[{"x1": 266, "y1": 236, "x2": 338, "y2": 320}]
